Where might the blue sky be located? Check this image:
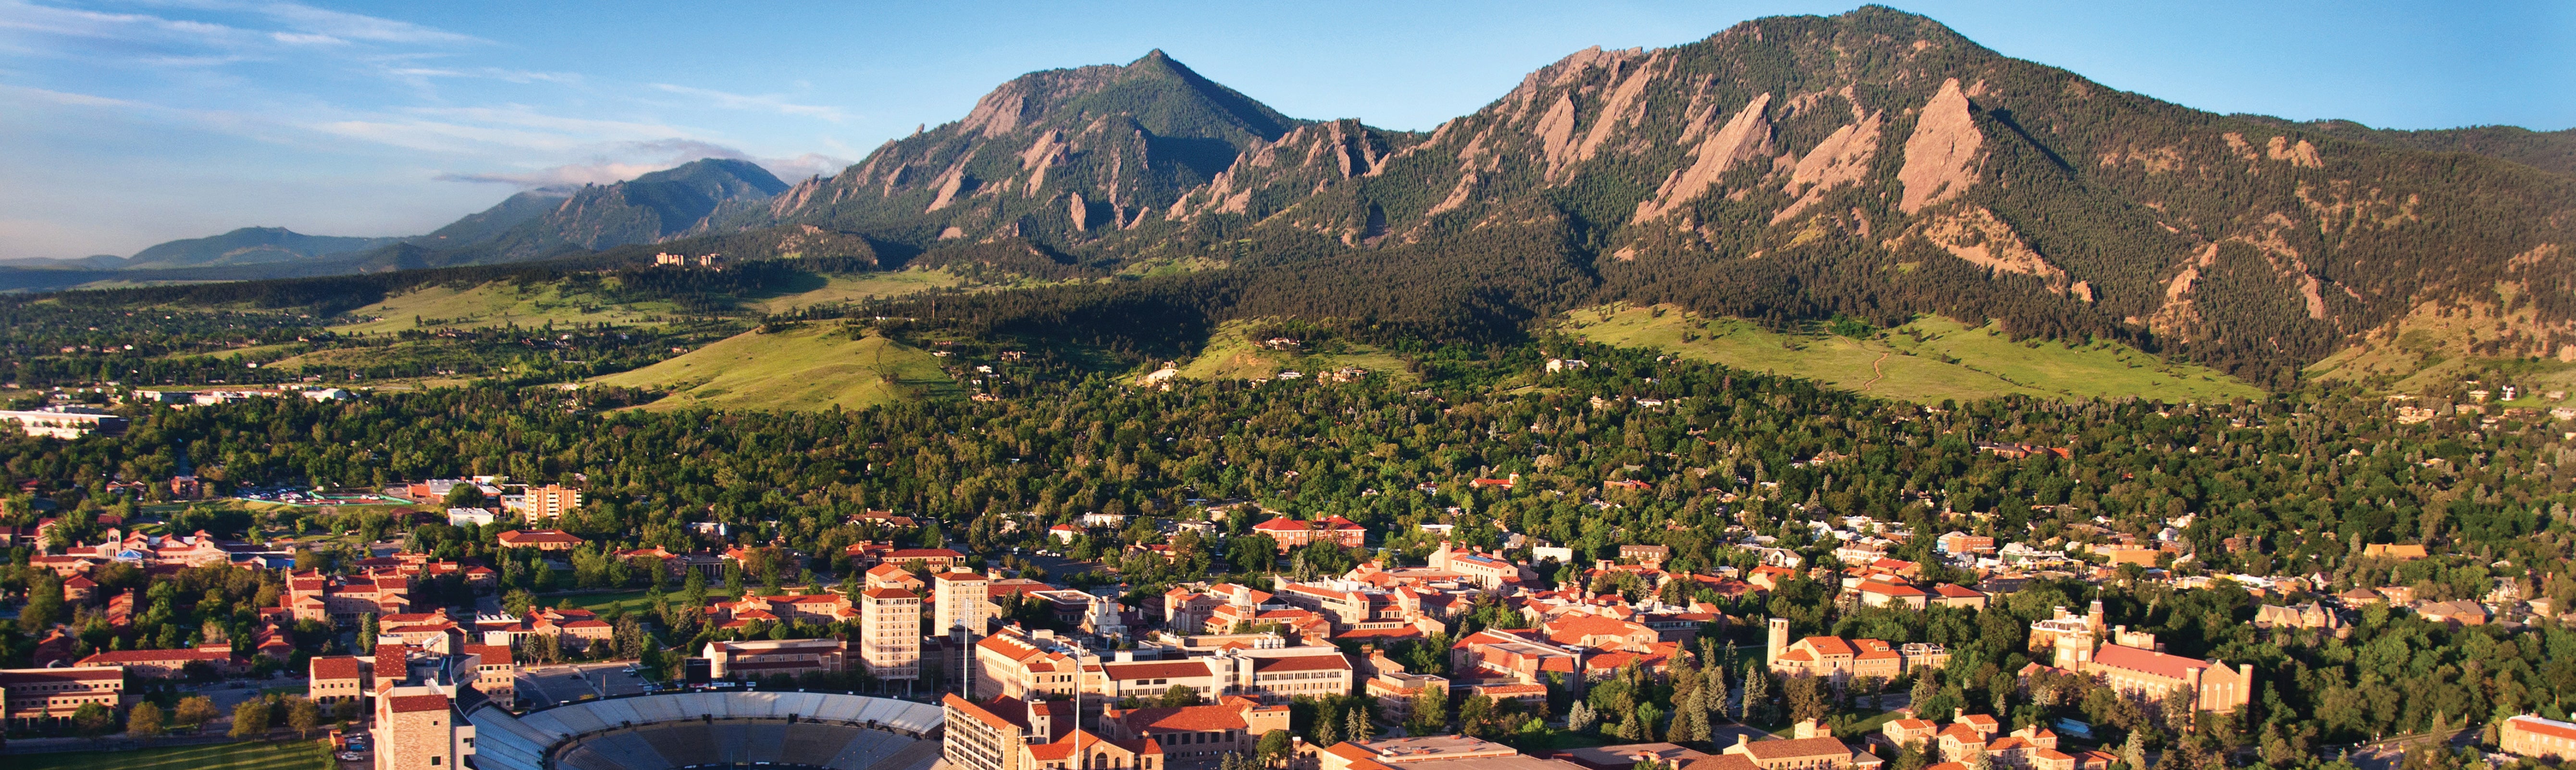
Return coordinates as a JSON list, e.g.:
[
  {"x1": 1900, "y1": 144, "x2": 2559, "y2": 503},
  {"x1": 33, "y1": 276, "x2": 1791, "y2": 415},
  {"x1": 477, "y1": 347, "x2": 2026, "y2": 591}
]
[{"x1": 3, "y1": 0, "x2": 2569, "y2": 260}]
